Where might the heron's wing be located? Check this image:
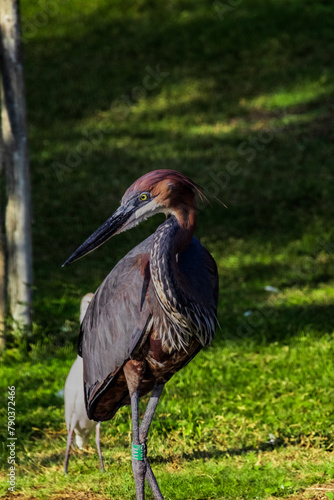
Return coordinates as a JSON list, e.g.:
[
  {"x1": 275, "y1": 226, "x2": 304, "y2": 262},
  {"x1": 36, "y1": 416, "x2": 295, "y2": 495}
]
[{"x1": 79, "y1": 238, "x2": 153, "y2": 406}]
